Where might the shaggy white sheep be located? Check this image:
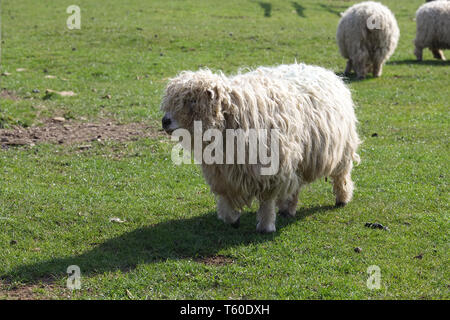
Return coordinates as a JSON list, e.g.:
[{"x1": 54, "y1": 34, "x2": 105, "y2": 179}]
[
  {"x1": 160, "y1": 63, "x2": 361, "y2": 233},
  {"x1": 414, "y1": 0, "x2": 450, "y2": 61},
  {"x1": 336, "y1": 1, "x2": 399, "y2": 79}
]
